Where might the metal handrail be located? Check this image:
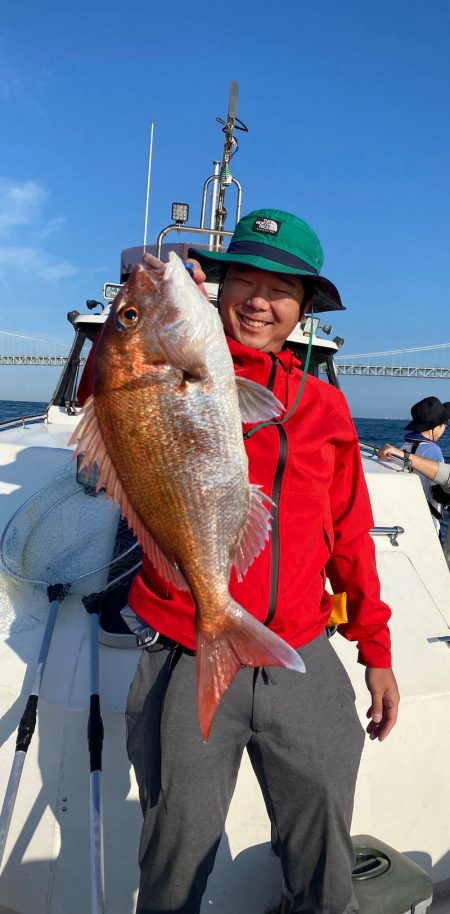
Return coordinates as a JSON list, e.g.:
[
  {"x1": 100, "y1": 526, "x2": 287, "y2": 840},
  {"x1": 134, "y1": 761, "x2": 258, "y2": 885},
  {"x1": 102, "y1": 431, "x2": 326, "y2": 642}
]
[
  {"x1": 199, "y1": 175, "x2": 243, "y2": 234},
  {"x1": 370, "y1": 526, "x2": 404, "y2": 546},
  {"x1": 359, "y1": 442, "x2": 380, "y2": 457},
  {"x1": 156, "y1": 224, "x2": 235, "y2": 259},
  {"x1": 0, "y1": 412, "x2": 48, "y2": 430}
]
